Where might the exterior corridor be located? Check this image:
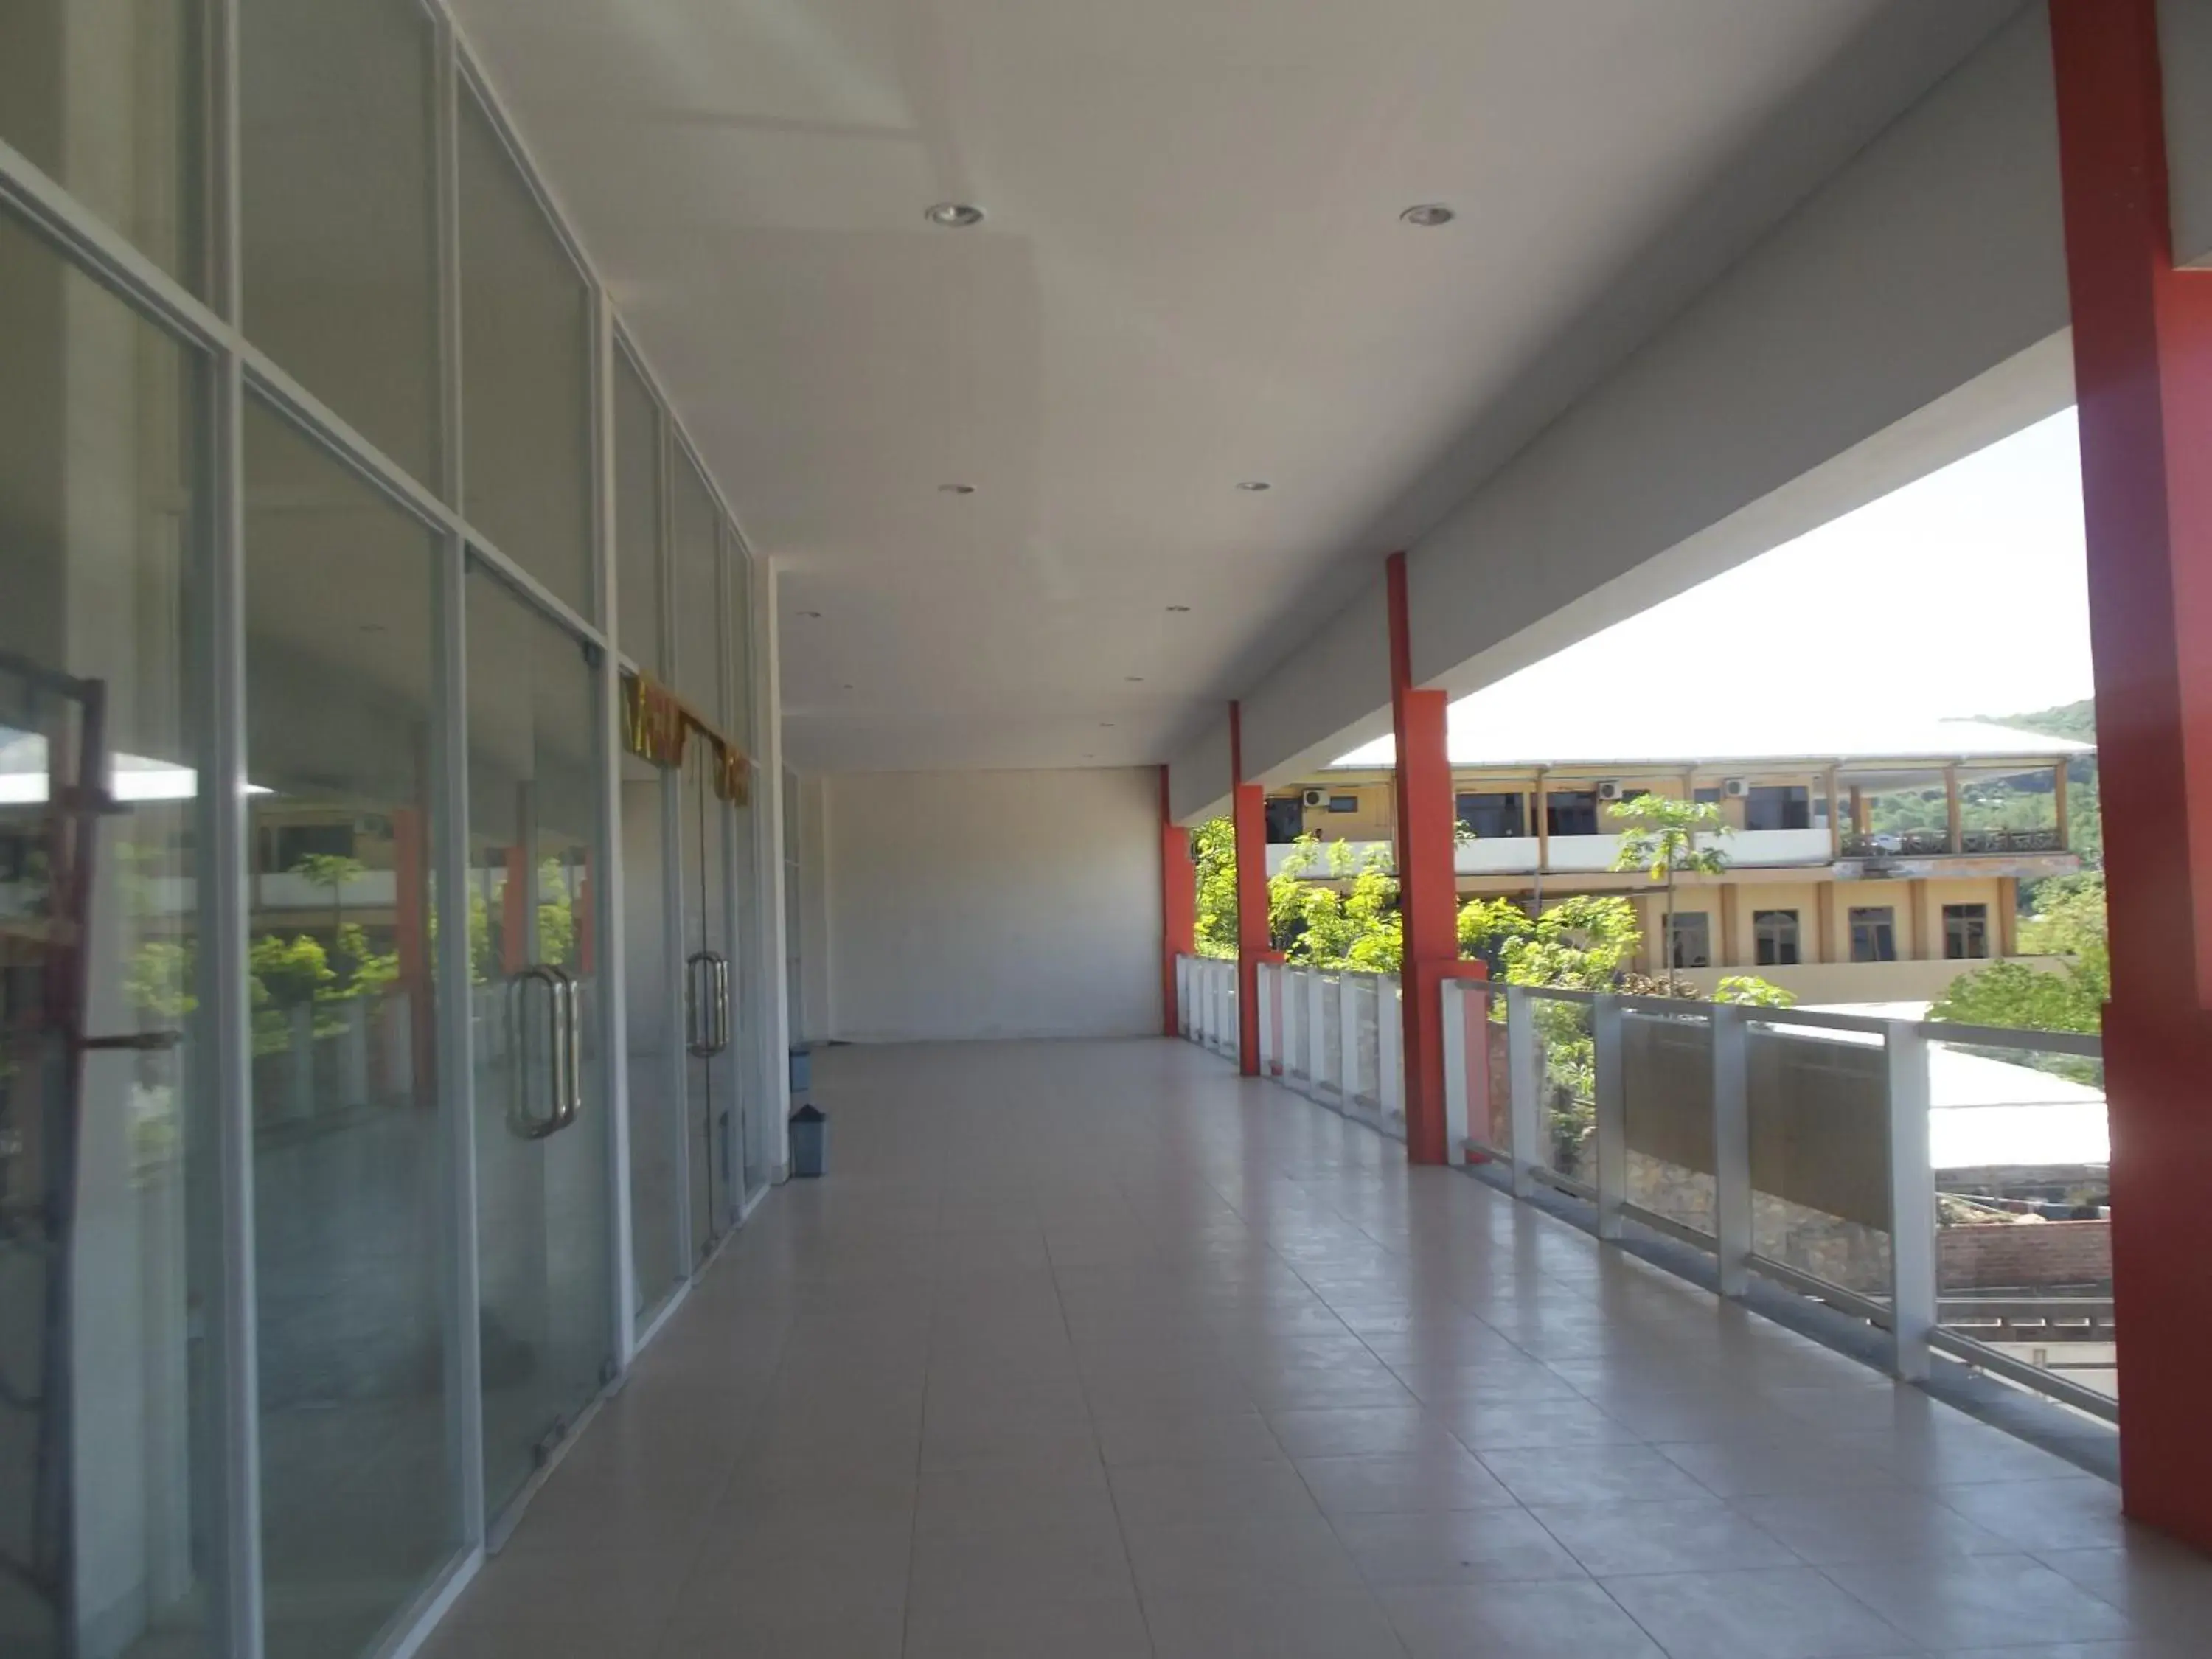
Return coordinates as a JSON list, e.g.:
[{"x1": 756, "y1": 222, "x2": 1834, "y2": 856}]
[{"x1": 427, "y1": 1041, "x2": 2204, "y2": 1658}]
